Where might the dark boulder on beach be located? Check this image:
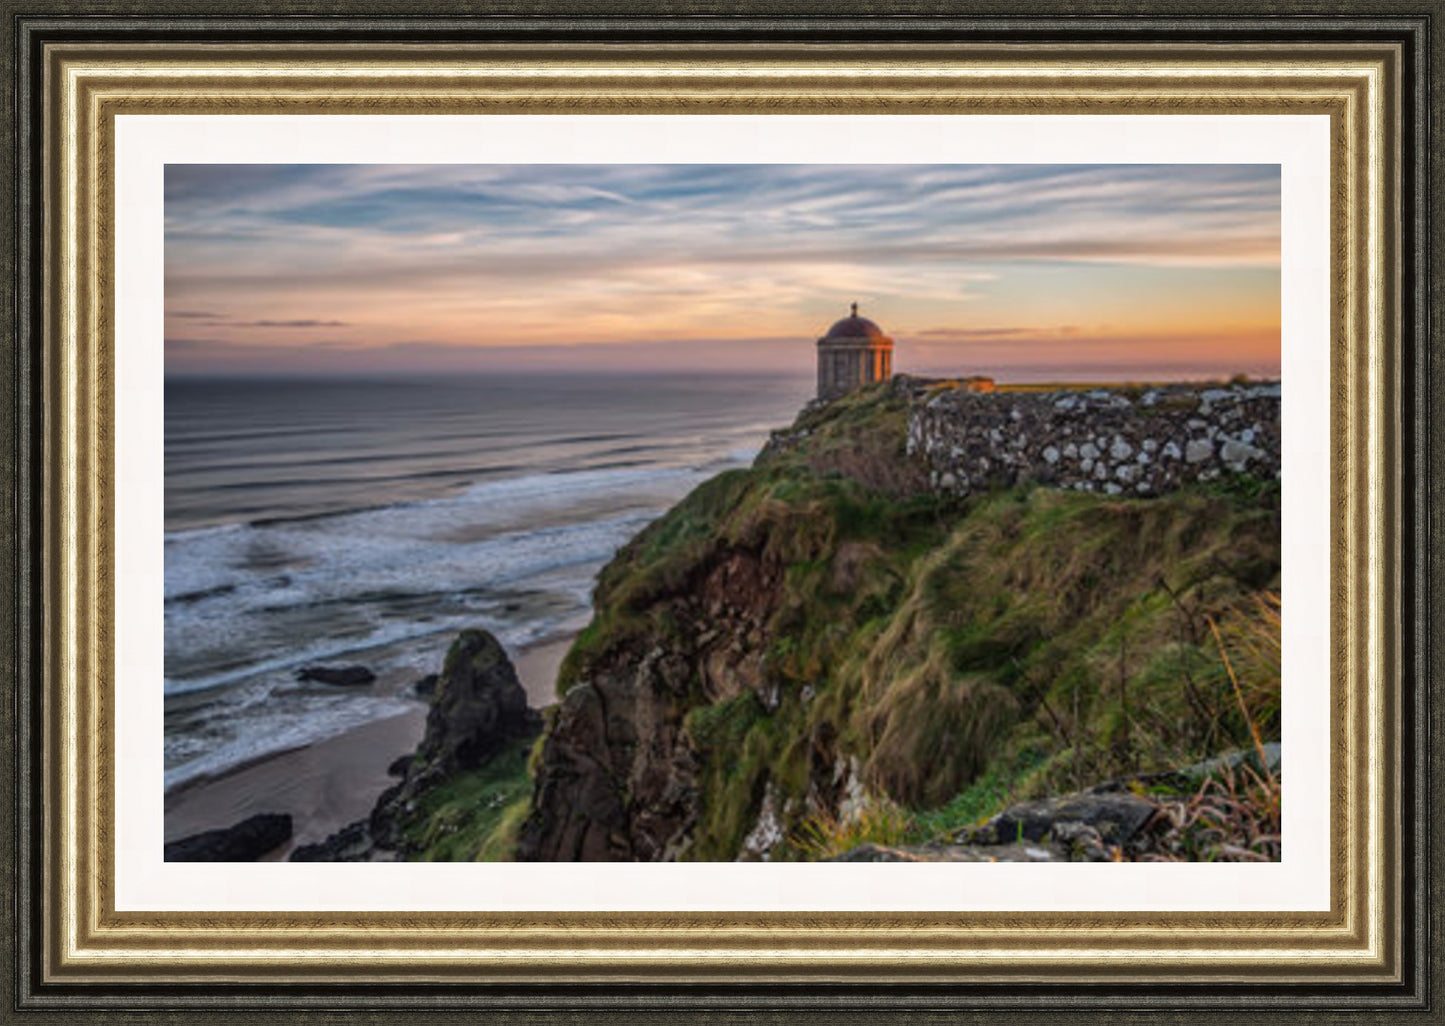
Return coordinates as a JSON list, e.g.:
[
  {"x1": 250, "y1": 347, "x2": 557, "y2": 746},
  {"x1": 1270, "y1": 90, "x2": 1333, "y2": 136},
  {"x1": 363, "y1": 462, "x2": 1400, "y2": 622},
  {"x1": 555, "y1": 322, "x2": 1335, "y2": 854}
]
[
  {"x1": 165, "y1": 812, "x2": 292, "y2": 862},
  {"x1": 413, "y1": 673, "x2": 438, "y2": 699},
  {"x1": 296, "y1": 664, "x2": 376, "y2": 687}
]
